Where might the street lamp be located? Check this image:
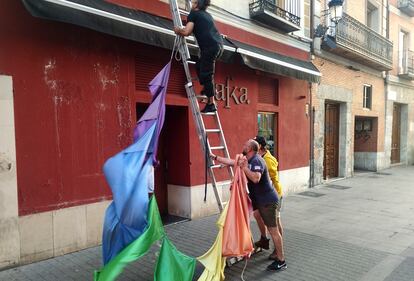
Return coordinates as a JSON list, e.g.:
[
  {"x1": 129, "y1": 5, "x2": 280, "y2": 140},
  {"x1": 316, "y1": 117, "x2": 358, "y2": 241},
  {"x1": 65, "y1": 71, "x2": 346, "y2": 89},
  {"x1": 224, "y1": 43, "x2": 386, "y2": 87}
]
[
  {"x1": 328, "y1": 0, "x2": 344, "y2": 24},
  {"x1": 314, "y1": 0, "x2": 345, "y2": 37}
]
